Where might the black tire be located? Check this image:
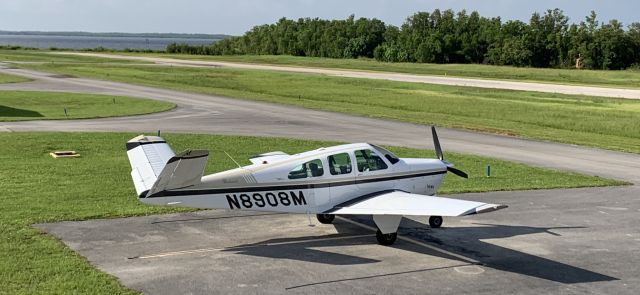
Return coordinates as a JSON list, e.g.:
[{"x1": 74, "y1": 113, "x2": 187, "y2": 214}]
[
  {"x1": 316, "y1": 214, "x2": 335, "y2": 224},
  {"x1": 376, "y1": 229, "x2": 397, "y2": 246},
  {"x1": 429, "y1": 216, "x2": 443, "y2": 228}
]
